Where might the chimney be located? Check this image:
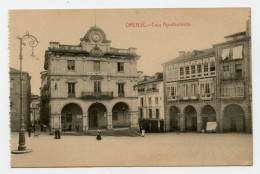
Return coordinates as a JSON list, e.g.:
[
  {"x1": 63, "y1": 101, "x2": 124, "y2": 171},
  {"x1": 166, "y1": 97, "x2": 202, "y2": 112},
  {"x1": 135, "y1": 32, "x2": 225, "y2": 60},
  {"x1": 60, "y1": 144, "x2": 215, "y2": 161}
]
[
  {"x1": 179, "y1": 51, "x2": 186, "y2": 56},
  {"x1": 137, "y1": 71, "x2": 143, "y2": 81}
]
